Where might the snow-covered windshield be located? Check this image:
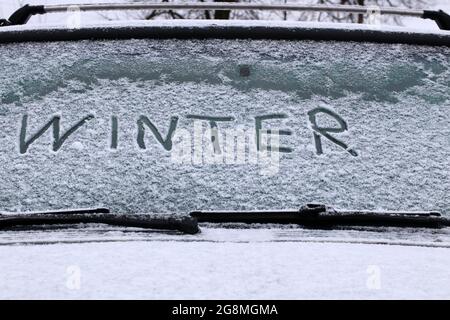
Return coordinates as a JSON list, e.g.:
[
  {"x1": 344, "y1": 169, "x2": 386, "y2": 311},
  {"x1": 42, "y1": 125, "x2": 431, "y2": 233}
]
[{"x1": 0, "y1": 39, "x2": 448, "y2": 215}]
